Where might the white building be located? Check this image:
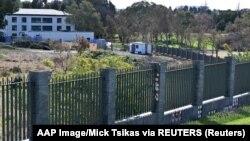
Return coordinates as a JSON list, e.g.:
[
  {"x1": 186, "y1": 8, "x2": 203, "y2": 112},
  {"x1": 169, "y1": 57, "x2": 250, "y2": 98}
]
[{"x1": 3, "y1": 8, "x2": 94, "y2": 41}]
